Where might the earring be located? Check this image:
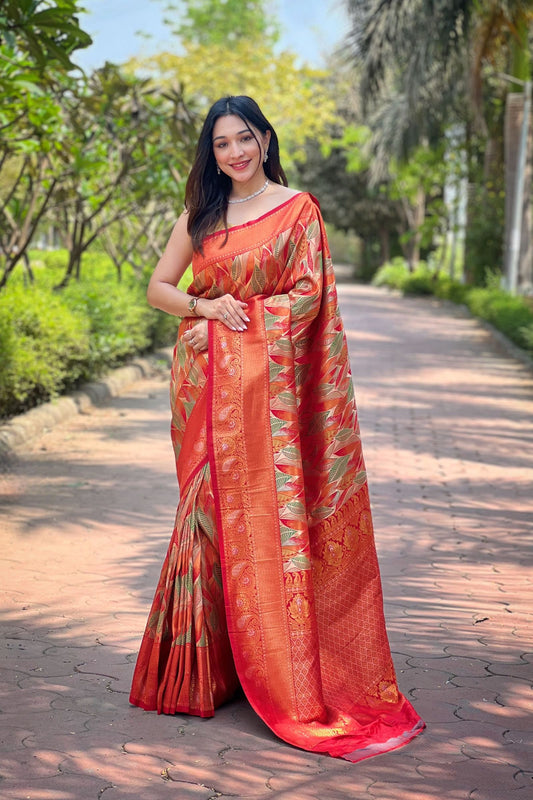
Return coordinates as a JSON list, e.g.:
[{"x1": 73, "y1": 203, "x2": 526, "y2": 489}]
[
  {"x1": 263, "y1": 153, "x2": 268, "y2": 163},
  {"x1": 216, "y1": 165, "x2": 221, "y2": 175}
]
